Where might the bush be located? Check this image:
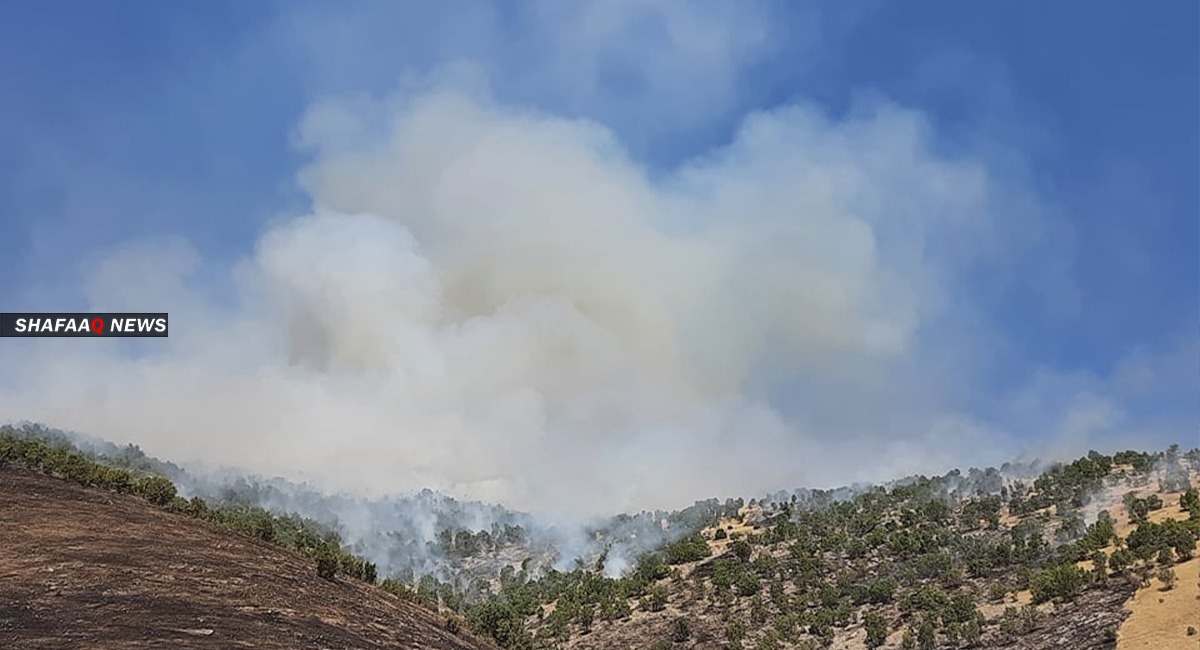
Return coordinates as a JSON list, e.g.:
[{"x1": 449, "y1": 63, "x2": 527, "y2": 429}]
[
  {"x1": 731, "y1": 539, "x2": 753, "y2": 562},
  {"x1": 133, "y1": 475, "x2": 177, "y2": 506},
  {"x1": 988, "y1": 582, "x2": 1009, "y2": 602},
  {"x1": 1157, "y1": 567, "x2": 1177, "y2": 591},
  {"x1": 864, "y1": 611, "x2": 887, "y2": 648},
  {"x1": 670, "y1": 617, "x2": 691, "y2": 642},
  {"x1": 316, "y1": 549, "x2": 338, "y2": 580},
  {"x1": 1110, "y1": 548, "x2": 1135, "y2": 574},
  {"x1": 663, "y1": 534, "x2": 711, "y2": 564},
  {"x1": 916, "y1": 616, "x2": 936, "y2": 650},
  {"x1": 1030, "y1": 563, "x2": 1089, "y2": 603},
  {"x1": 633, "y1": 553, "x2": 670, "y2": 584},
  {"x1": 864, "y1": 577, "x2": 898, "y2": 605},
  {"x1": 725, "y1": 620, "x2": 747, "y2": 646},
  {"x1": 1181, "y1": 488, "x2": 1200, "y2": 516},
  {"x1": 640, "y1": 584, "x2": 668, "y2": 612},
  {"x1": 962, "y1": 617, "x2": 982, "y2": 647}
]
